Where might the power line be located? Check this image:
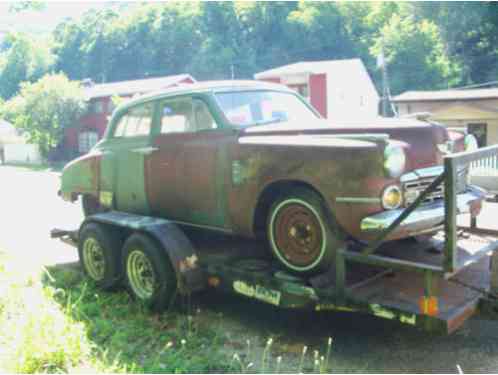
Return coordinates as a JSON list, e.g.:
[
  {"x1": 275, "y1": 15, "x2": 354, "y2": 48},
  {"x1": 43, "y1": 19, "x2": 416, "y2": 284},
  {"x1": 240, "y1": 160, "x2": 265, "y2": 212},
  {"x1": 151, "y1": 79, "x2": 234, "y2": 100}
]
[{"x1": 452, "y1": 80, "x2": 498, "y2": 90}]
